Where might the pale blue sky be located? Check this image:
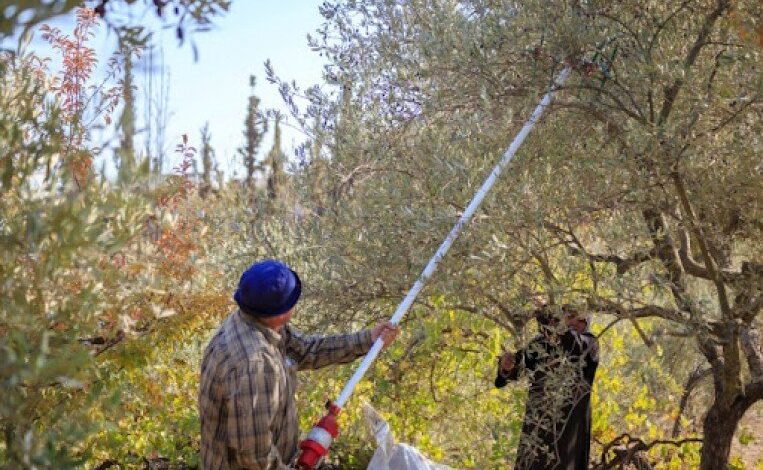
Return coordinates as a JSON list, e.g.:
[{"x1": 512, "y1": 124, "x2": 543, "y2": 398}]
[
  {"x1": 9, "y1": 1, "x2": 328, "y2": 178},
  {"x1": 155, "y1": 1, "x2": 327, "y2": 177}
]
